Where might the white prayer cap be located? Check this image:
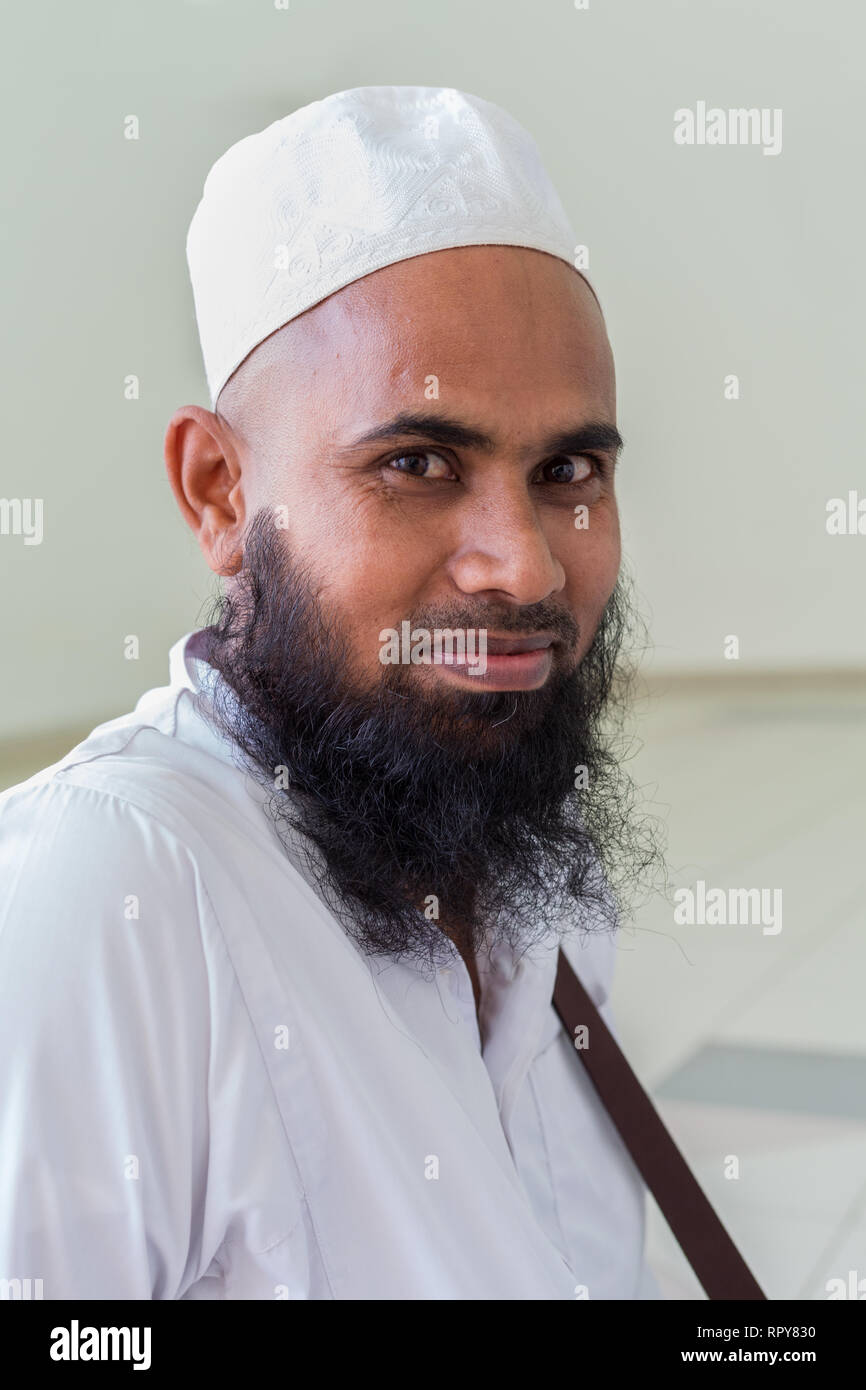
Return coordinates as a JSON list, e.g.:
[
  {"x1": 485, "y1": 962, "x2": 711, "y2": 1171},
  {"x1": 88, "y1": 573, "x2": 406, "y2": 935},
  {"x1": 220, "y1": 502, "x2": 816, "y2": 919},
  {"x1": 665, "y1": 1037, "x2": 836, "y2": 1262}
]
[{"x1": 187, "y1": 85, "x2": 583, "y2": 407}]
